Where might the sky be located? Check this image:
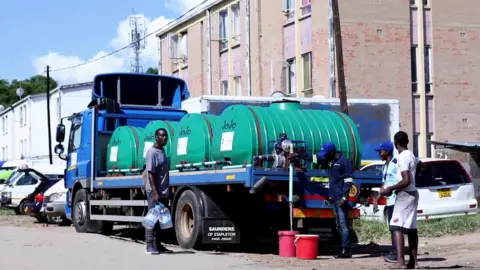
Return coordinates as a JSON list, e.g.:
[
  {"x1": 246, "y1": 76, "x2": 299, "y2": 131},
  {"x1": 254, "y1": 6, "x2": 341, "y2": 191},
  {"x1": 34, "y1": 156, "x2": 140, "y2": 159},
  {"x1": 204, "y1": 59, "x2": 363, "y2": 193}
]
[{"x1": 0, "y1": 0, "x2": 206, "y2": 85}]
